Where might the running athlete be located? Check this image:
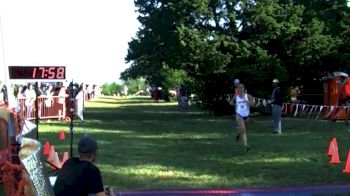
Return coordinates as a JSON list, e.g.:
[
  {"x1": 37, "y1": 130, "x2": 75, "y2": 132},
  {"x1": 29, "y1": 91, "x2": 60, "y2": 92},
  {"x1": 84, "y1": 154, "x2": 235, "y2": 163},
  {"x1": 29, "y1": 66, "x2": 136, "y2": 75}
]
[{"x1": 227, "y1": 84, "x2": 254, "y2": 152}]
